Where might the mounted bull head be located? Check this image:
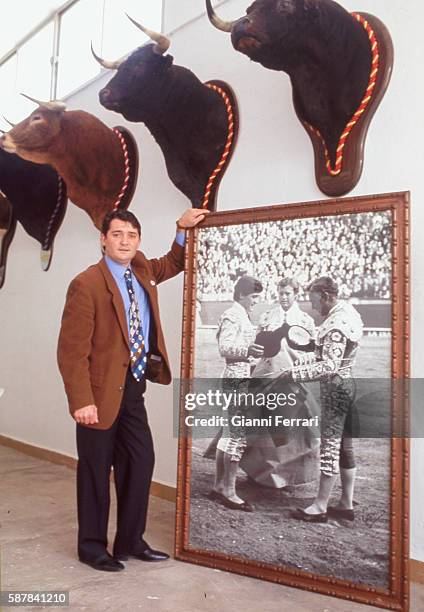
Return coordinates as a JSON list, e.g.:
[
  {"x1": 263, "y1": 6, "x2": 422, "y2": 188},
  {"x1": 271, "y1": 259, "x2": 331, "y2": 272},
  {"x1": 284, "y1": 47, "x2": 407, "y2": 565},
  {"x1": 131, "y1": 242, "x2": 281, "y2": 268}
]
[
  {"x1": 0, "y1": 193, "x2": 15, "y2": 288},
  {"x1": 0, "y1": 97, "x2": 138, "y2": 229},
  {"x1": 206, "y1": 0, "x2": 393, "y2": 196},
  {"x1": 0, "y1": 149, "x2": 68, "y2": 283},
  {"x1": 93, "y1": 16, "x2": 238, "y2": 210}
]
